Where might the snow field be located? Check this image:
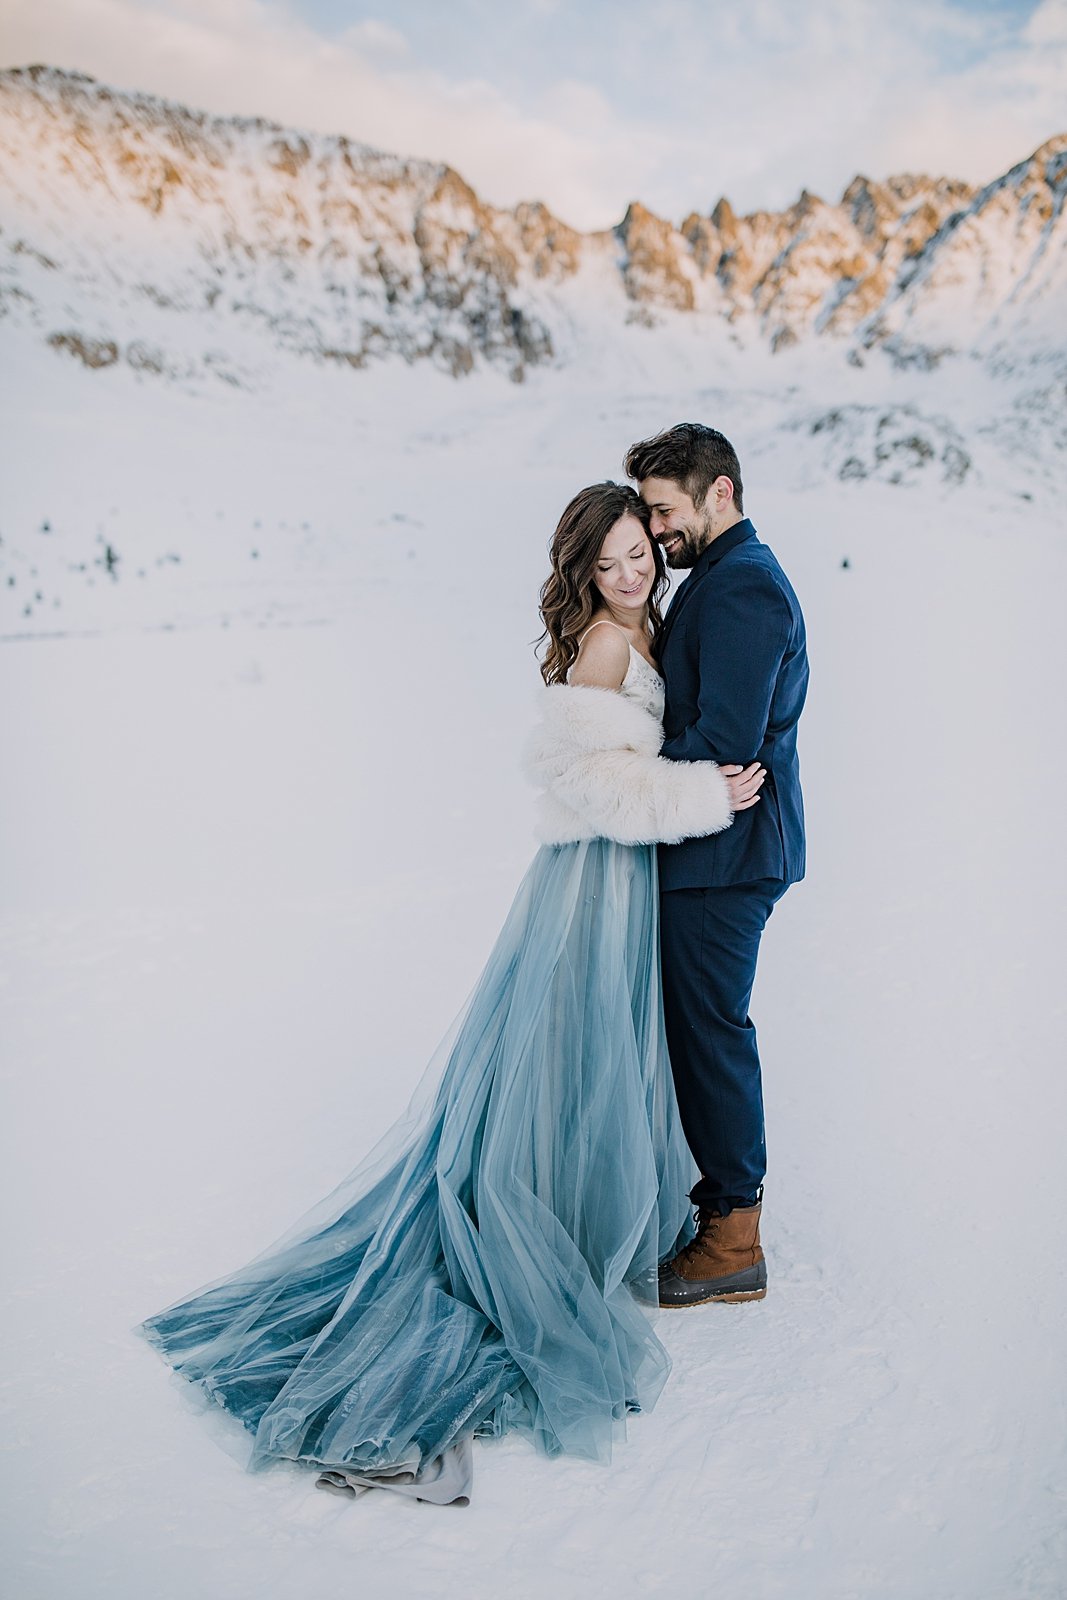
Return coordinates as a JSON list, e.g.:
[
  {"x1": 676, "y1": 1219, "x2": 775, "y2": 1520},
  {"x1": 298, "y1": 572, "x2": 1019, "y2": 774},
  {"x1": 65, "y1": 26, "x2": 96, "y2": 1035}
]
[{"x1": 1, "y1": 343, "x2": 1065, "y2": 1599}]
